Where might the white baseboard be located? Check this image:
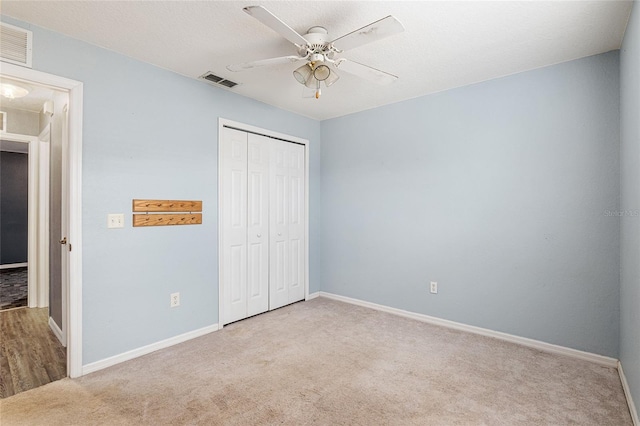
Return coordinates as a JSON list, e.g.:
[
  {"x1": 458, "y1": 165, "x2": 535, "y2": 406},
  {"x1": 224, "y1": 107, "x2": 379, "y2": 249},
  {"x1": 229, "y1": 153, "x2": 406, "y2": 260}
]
[
  {"x1": 82, "y1": 323, "x2": 219, "y2": 375},
  {"x1": 0, "y1": 263, "x2": 27, "y2": 269},
  {"x1": 619, "y1": 361, "x2": 640, "y2": 425},
  {"x1": 306, "y1": 291, "x2": 320, "y2": 300},
  {"x1": 48, "y1": 316, "x2": 65, "y2": 347},
  {"x1": 319, "y1": 292, "x2": 618, "y2": 368}
]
